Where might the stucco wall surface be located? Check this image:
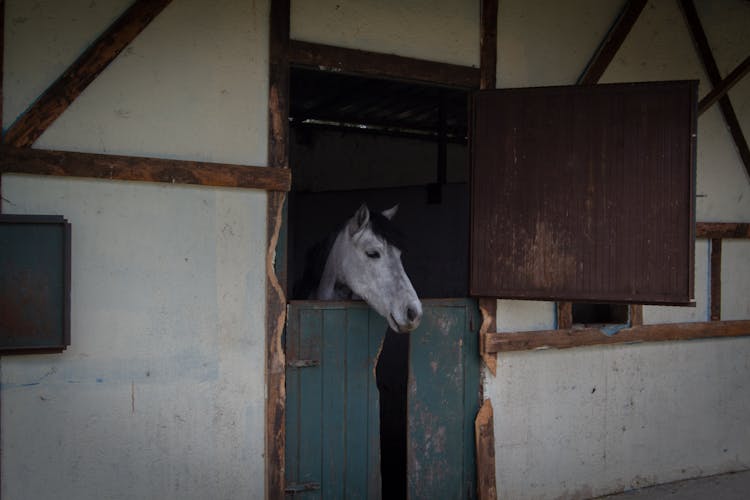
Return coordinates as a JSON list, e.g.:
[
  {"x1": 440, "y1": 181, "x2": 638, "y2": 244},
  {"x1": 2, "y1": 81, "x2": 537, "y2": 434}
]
[
  {"x1": 290, "y1": 0, "x2": 479, "y2": 67},
  {"x1": 488, "y1": 1, "x2": 750, "y2": 498},
  {"x1": 2, "y1": 176, "x2": 267, "y2": 500},
  {"x1": 2, "y1": 0, "x2": 270, "y2": 498}
]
